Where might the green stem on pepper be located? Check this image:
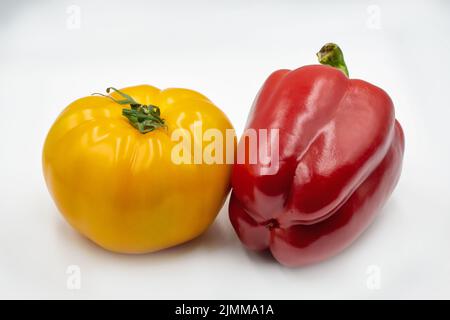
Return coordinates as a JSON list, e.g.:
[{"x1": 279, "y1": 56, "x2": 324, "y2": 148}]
[{"x1": 316, "y1": 43, "x2": 349, "y2": 77}]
